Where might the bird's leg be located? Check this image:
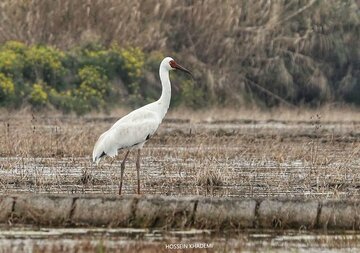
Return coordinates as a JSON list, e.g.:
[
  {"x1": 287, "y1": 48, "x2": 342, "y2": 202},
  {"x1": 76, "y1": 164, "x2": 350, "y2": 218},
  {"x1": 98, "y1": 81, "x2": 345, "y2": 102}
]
[
  {"x1": 136, "y1": 149, "x2": 141, "y2": 194},
  {"x1": 119, "y1": 150, "x2": 130, "y2": 195}
]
